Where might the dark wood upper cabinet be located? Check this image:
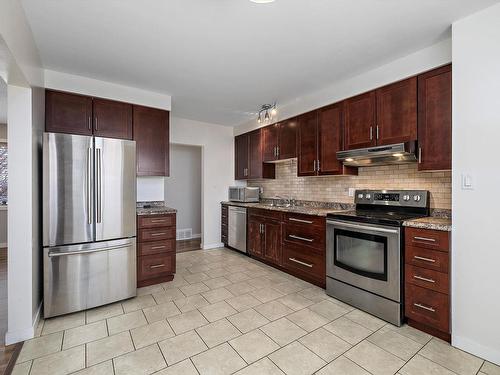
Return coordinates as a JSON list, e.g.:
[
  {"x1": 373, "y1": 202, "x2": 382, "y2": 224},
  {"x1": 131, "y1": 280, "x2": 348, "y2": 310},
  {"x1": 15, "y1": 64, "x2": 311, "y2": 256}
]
[
  {"x1": 318, "y1": 103, "x2": 350, "y2": 175},
  {"x1": 279, "y1": 118, "x2": 298, "y2": 160},
  {"x1": 376, "y1": 77, "x2": 417, "y2": 146},
  {"x1": 418, "y1": 65, "x2": 452, "y2": 171},
  {"x1": 93, "y1": 98, "x2": 133, "y2": 140},
  {"x1": 133, "y1": 105, "x2": 170, "y2": 177},
  {"x1": 248, "y1": 129, "x2": 264, "y2": 179},
  {"x1": 46, "y1": 90, "x2": 93, "y2": 136},
  {"x1": 344, "y1": 91, "x2": 376, "y2": 150},
  {"x1": 262, "y1": 124, "x2": 279, "y2": 162},
  {"x1": 235, "y1": 133, "x2": 249, "y2": 180},
  {"x1": 297, "y1": 111, "x2": 318, "y2": 176}
]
